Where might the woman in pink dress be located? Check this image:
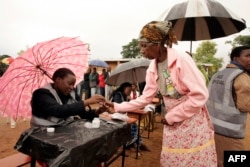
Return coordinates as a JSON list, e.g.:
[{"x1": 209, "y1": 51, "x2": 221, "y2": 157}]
[{"x1": 107, "y1": 21, "x2": 217, "y2": 166}]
